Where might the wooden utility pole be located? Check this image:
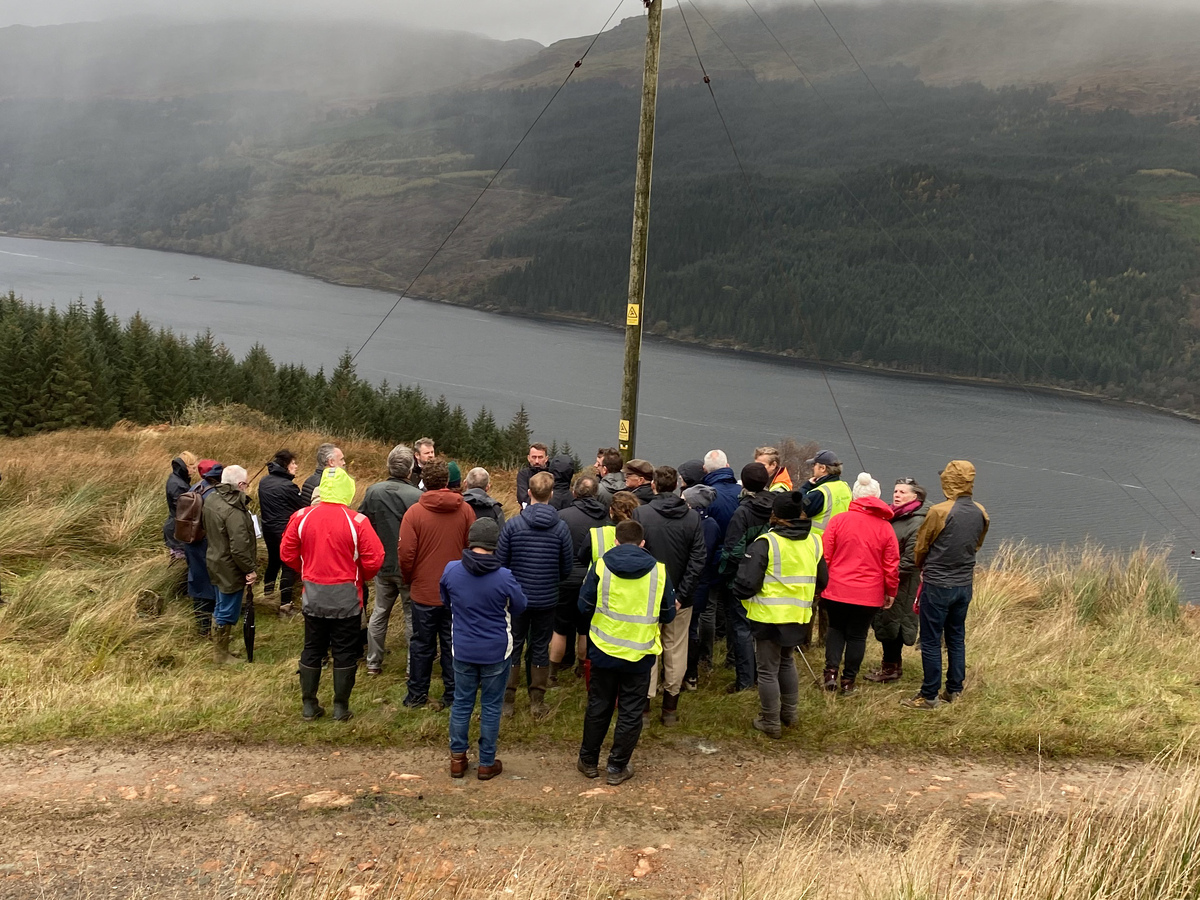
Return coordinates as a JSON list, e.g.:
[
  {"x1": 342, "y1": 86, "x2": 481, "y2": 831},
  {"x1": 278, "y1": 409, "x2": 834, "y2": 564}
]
[{"x1": 618, "y1": 0, "x2": 663, "y2": 461}]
